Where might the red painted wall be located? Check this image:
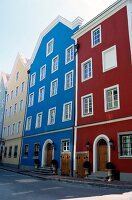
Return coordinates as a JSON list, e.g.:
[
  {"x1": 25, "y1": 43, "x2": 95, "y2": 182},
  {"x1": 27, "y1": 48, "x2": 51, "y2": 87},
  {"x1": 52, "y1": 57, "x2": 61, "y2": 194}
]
[
  {"x1": 76, "y1": 120, "x2": 132, "y2": 173},
  {"x1": 77, "y1": 7, "x2": 132, "y2": 126}
]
